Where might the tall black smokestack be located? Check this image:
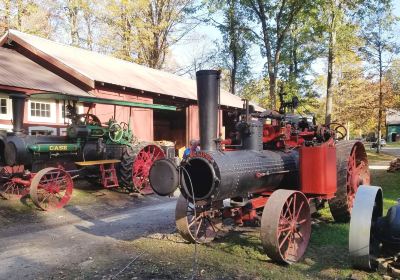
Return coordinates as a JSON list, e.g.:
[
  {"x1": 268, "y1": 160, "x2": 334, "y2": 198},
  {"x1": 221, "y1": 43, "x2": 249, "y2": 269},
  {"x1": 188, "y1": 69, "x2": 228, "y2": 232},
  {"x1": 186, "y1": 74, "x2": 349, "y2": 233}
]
[
  {"x1": 9, "y1": 93, "x2": 26, "y2": 134},
  {"x1": 196, "y1": 70, "x2": 220, "y2": 151}
]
